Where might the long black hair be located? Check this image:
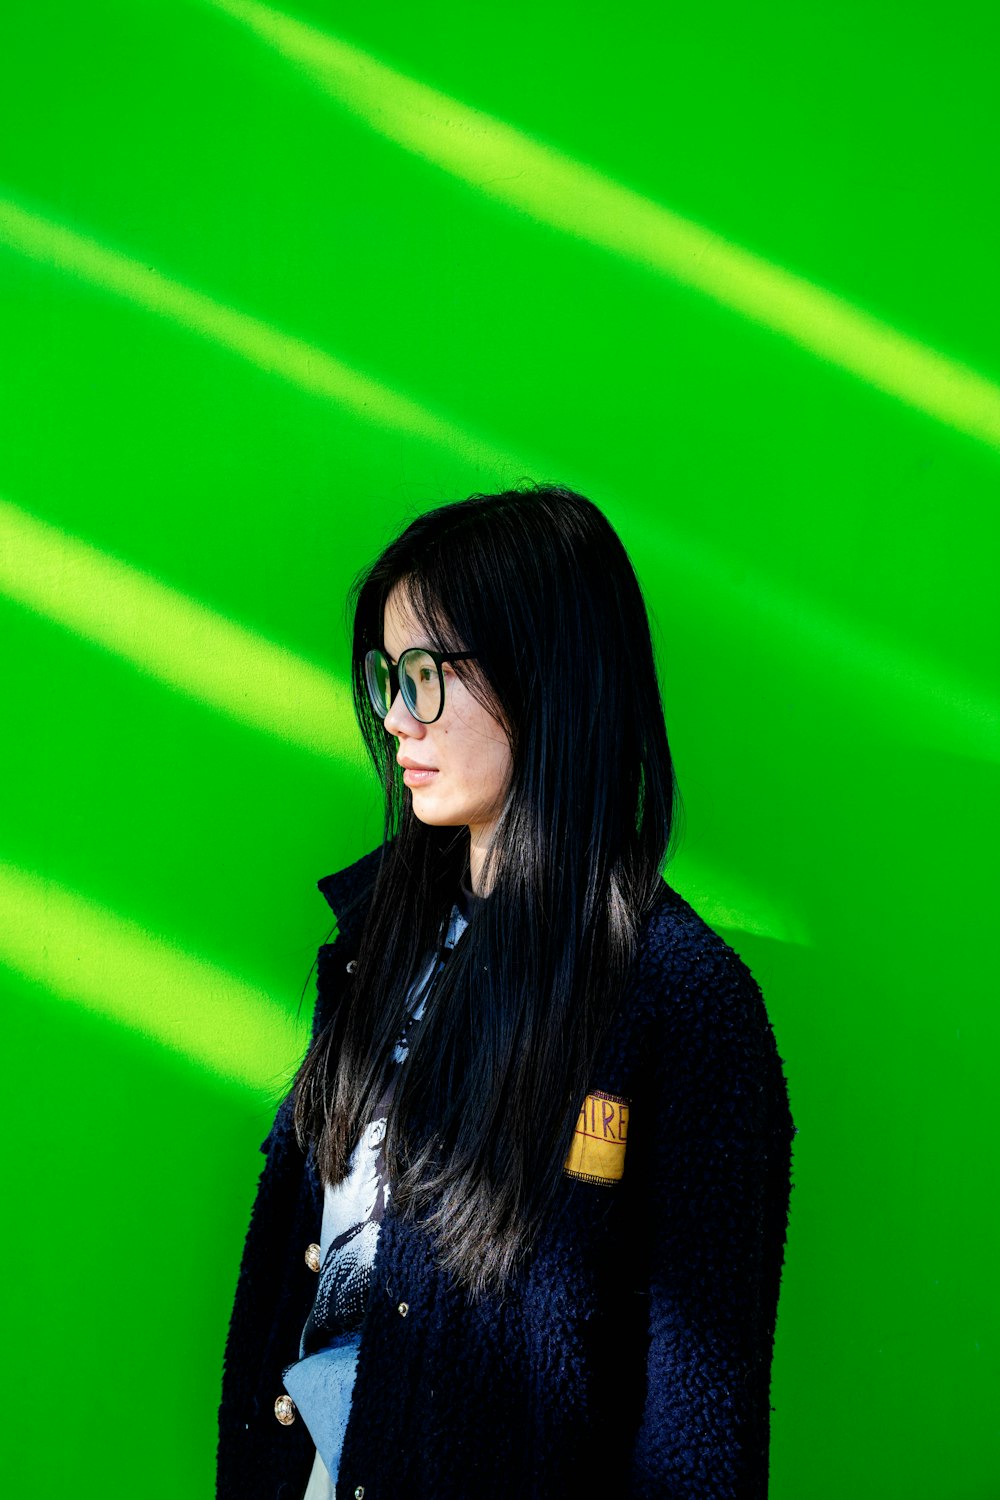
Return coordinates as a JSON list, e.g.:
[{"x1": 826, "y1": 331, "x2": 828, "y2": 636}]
[{"x1": 292, "y1": 482, "x2": 683, "y2": 1299}]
